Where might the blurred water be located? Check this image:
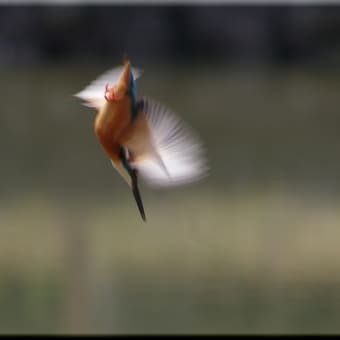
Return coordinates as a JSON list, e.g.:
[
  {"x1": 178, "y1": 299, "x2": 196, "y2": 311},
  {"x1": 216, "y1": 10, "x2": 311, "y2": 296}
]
[{"x1": 1, "y1": 62, "x2": 340, "y2": 334}]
